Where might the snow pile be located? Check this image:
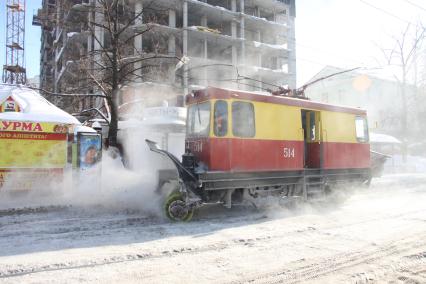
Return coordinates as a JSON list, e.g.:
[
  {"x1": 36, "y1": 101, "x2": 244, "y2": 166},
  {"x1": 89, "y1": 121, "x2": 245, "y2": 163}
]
[
  {"x1": 0, "y1": 146, "x2": 164, "y2": 216},
  {"x1": 253, "y1": 41, "x2": 288, "y2": 50},
  {"x1": 243, "y1": 14, "x2": 288, "y2": 27},
  {"x1": 67, "y1": 122, "x2": 178, "y2": 215},
  {"x1": 67, "y1": 32, "x2": 80, "y2": 38},
  {"x1": 70, "y1": 149, "x2": 163, "y2": 214},
  {"x1": 385, "y1": 155, "x2": 426, "y2": 173},
  {"x1": 370, "y1": 132, "x2": 401, "y2": 144}
]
